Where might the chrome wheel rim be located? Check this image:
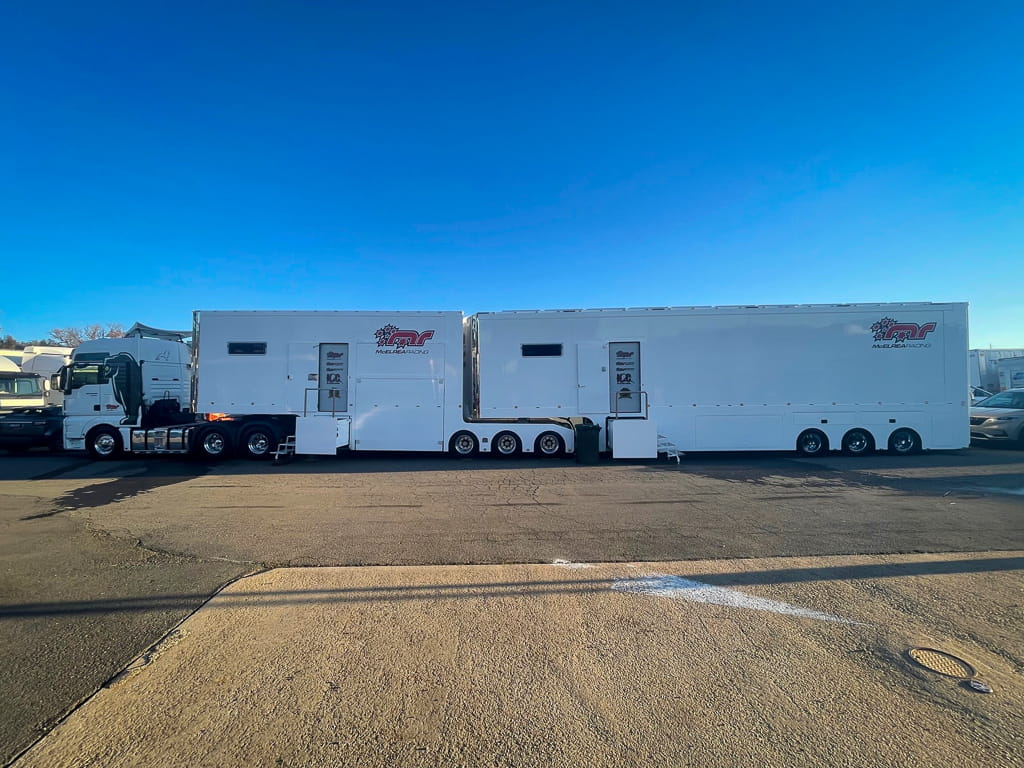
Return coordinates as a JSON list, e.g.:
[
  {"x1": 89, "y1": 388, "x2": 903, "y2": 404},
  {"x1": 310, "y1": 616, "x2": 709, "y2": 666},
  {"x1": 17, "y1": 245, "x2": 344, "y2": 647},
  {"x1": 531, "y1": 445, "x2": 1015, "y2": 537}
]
[
  {"x1": 538, "y1": 434, "x2": 561, "y2": 455},
  {"x1": 892, "y1": 431, "x2": 913, "y2": 452},
  {"x1": 496, "y1": 434, "x2": 518, "y2": 454},
  {"x1": 847, "y1": 432, "x2": 869, "y2": 453},
  {"x1": 800, "y1": 434, "x2": 821, "y2": 453},
  {"x1": 203, "y1": 432, "x2": 226, "y2": 456},
  {"x1": 94, "y1": 433, "x2": 116, "y2": 456},
  {"x1": 453, "y1": 435, "x2": 475, "y2": 455},
  {"x1": 247, "y1": 433, "x2": 270, "y2": 455}
]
